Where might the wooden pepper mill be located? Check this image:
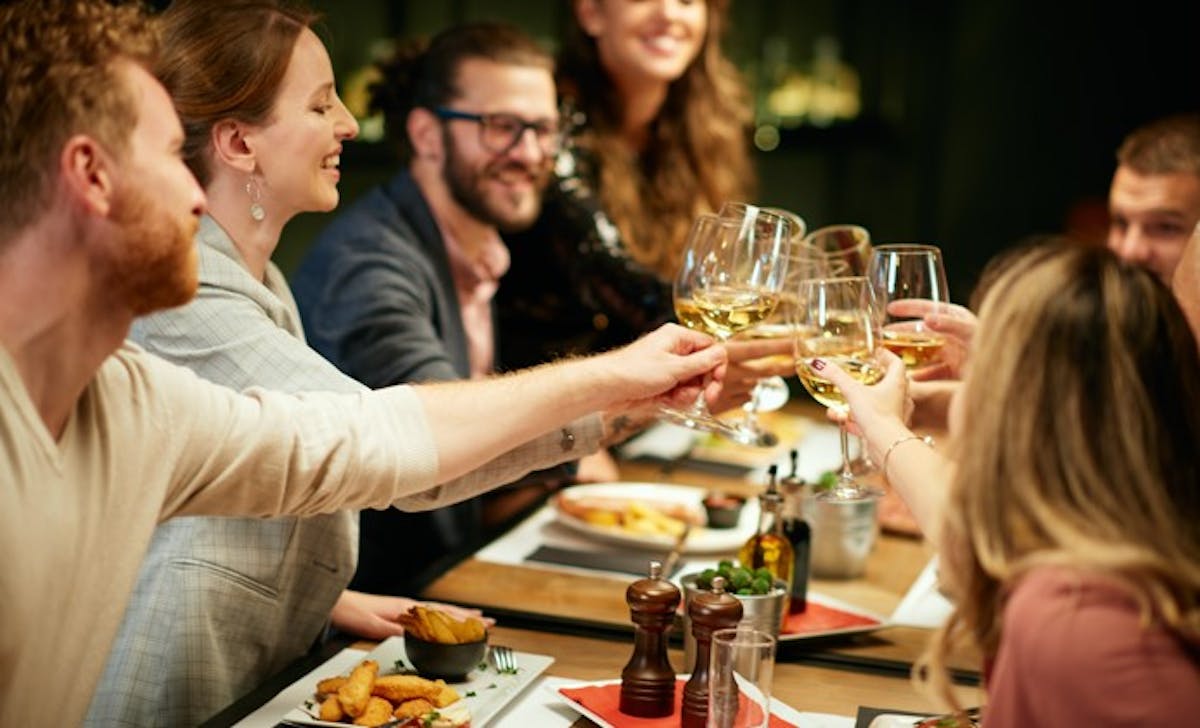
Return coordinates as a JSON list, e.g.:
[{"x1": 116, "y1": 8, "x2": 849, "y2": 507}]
[
  {"x1": 681, "y1": 575, "x2": 744, "y2": 728},
  {"x1": 619, "y1": 560, "x2": 681, "y2": 718}
]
